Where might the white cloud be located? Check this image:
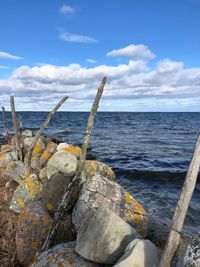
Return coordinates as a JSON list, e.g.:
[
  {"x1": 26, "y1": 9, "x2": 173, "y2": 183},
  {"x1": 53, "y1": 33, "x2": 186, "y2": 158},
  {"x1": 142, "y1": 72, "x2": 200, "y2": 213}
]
[
  {"x1": 59, "y1": 4, "x2": 75, "y2": 15},
  {"x1": 0, "y1": 51, "x2": 23, "y2": 60},
  {"x1": 1, "y1": 47, "x2": 200, "y2": 111},
  {"x1": 0, "y1": 65, "x2": 10, "y2": 69},
  {"x1": 86, "y1": 59, "x2": 96, "y2": 64},
  {"x1": 106, "y1": 44, "x2": 155, "y2": 60},
  {"x1": 59, "y1": 31, "x2": 98, "y2": 43}
]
